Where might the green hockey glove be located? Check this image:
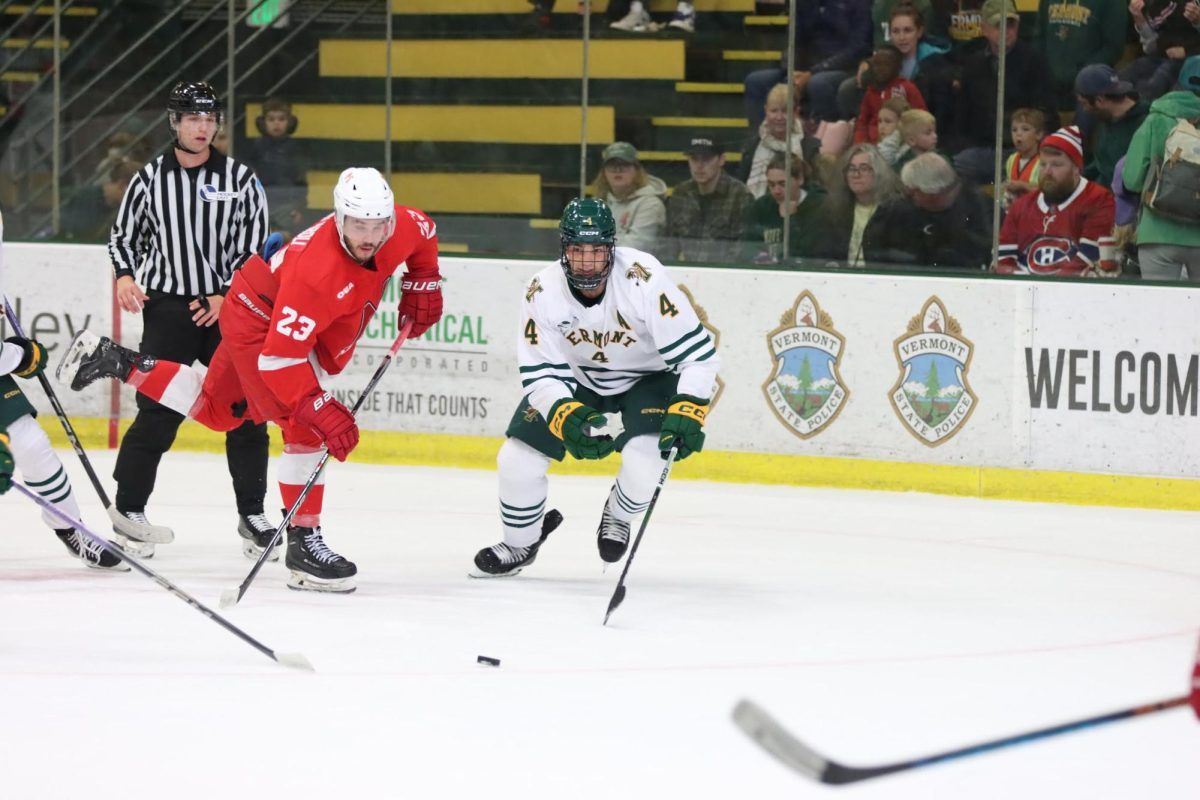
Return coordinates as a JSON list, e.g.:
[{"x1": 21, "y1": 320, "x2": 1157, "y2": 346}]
[
  {"x1": 548, "y1": 398, "x2": 615, "y2": 460},
  {"x1": 658, "y1": 394, "x2": 709, "y2": 460}
]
